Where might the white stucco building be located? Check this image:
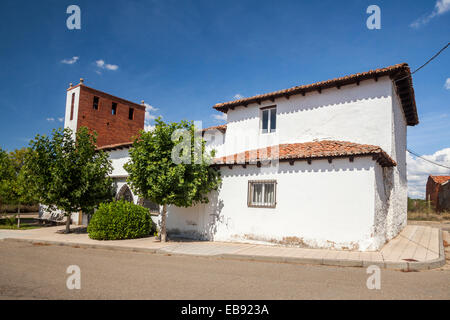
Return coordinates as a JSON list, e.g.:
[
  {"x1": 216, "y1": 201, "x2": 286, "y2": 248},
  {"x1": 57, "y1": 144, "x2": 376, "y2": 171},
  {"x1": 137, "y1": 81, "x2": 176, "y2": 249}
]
[{"x1": 66, "y1": 63, "x2": 419, "y2": 251}]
